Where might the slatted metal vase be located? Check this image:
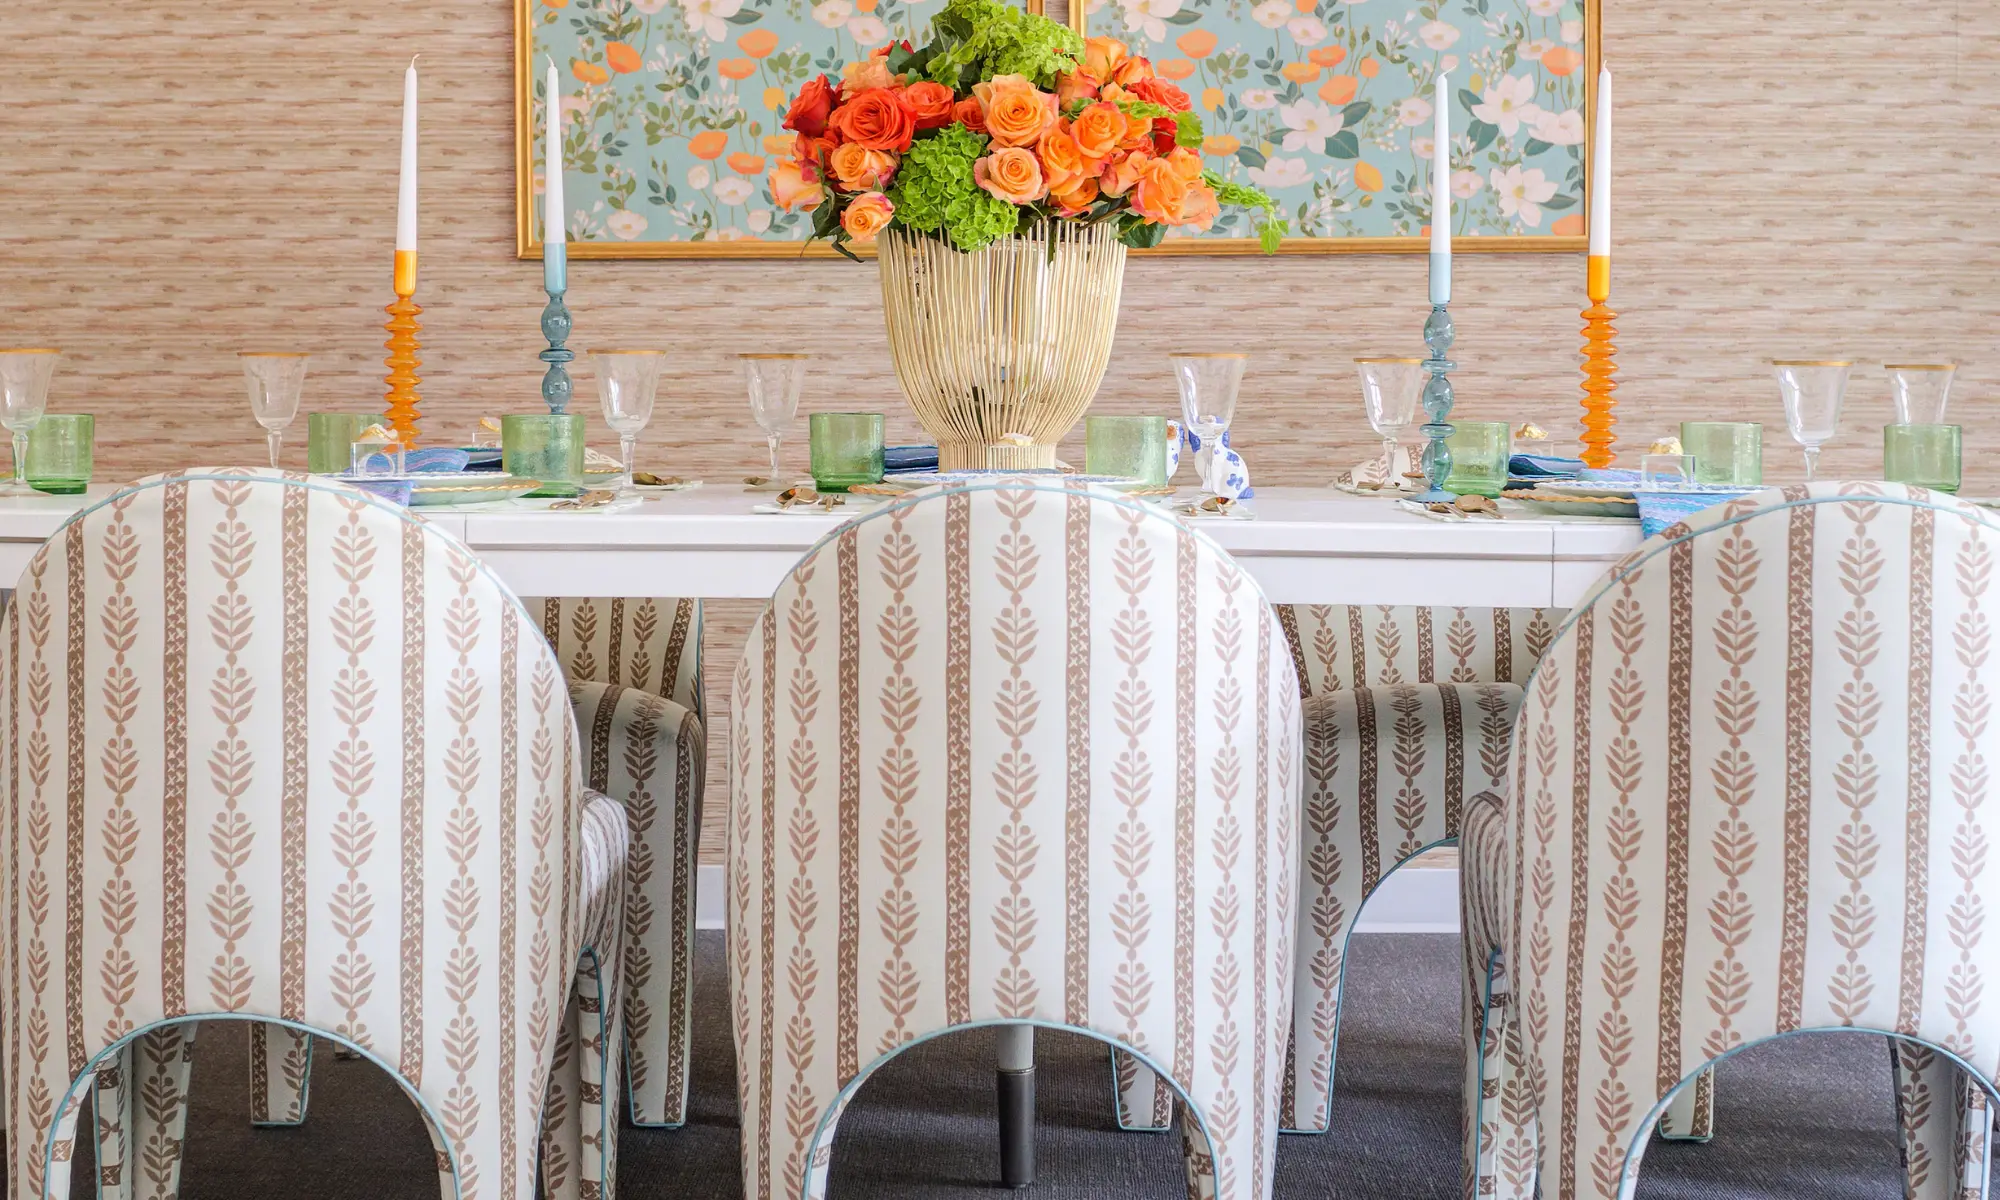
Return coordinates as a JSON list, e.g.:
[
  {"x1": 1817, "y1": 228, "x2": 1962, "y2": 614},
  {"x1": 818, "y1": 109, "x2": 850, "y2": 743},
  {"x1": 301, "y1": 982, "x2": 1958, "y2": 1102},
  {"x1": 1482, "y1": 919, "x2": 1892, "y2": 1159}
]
[{"x1": 877, "y1": 222, "x2": 1127, "y2": 472}]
